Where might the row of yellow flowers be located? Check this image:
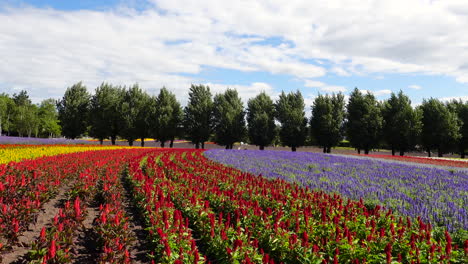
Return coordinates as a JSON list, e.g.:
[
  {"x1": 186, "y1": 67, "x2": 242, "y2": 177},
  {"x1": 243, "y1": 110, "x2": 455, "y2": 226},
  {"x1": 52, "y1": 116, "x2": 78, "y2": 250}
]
[{"x1": 0, "y1": 144, "x2": 138, "y2": 164}]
